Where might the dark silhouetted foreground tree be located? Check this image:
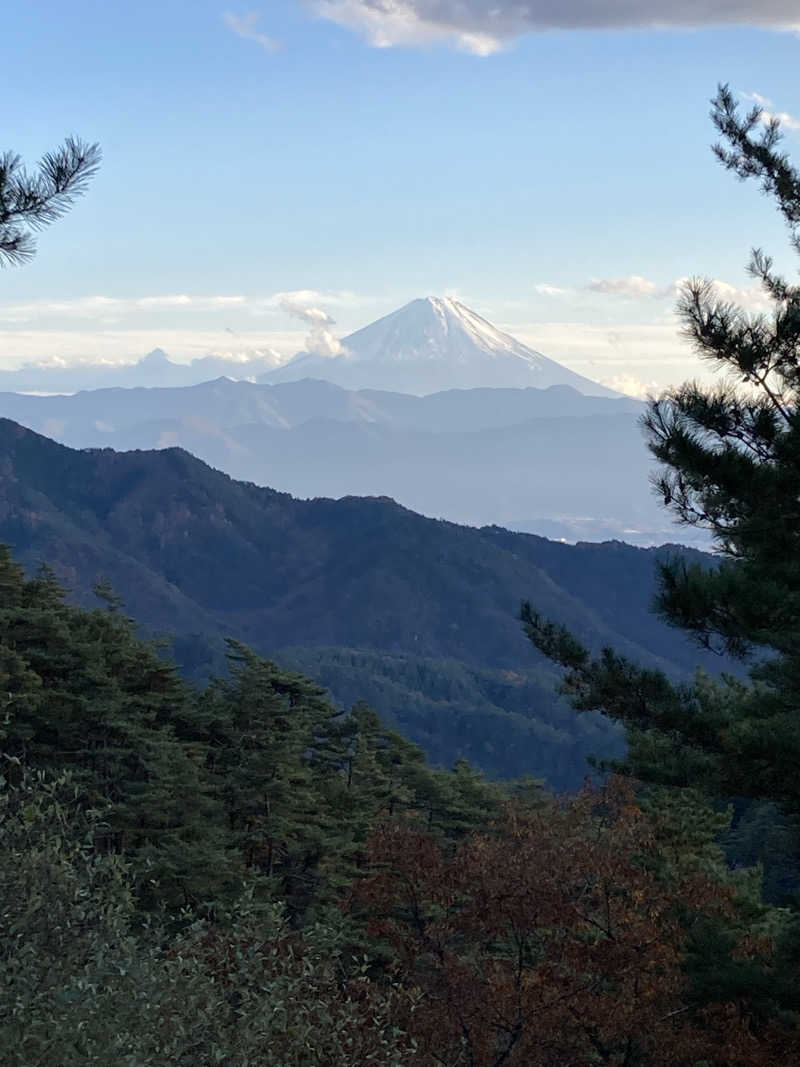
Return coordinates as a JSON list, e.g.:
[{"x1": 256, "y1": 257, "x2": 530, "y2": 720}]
[
  {"x1": 524, "y1": 84, "x2": 800, "y2": 815},
  {"x1": 0, "y1": 136, "x2": 100, "y2": 266},
  {"x1": 522, "y1": 83, "x2": 800, "y2": 1026}
]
